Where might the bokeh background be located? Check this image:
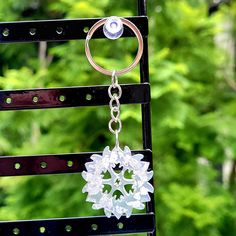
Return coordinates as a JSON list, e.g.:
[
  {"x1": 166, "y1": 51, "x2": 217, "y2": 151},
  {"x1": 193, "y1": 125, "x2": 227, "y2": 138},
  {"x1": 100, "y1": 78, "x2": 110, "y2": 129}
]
[{"x1": 0, "y1": 0, "x2": 235, "y2": 235}]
